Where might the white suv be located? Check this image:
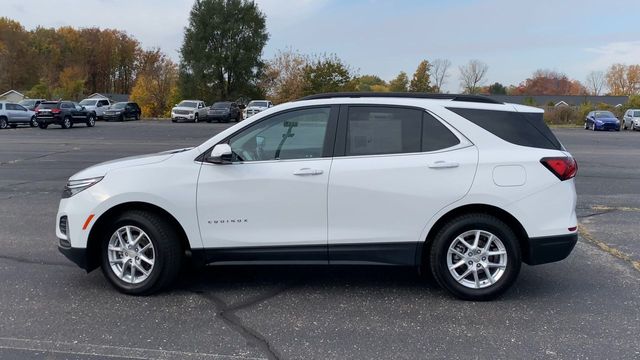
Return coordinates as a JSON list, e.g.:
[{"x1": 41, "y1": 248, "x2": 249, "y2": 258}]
[{"x1": 56, "y1": 93, "x2": 578, "y2": 300}]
